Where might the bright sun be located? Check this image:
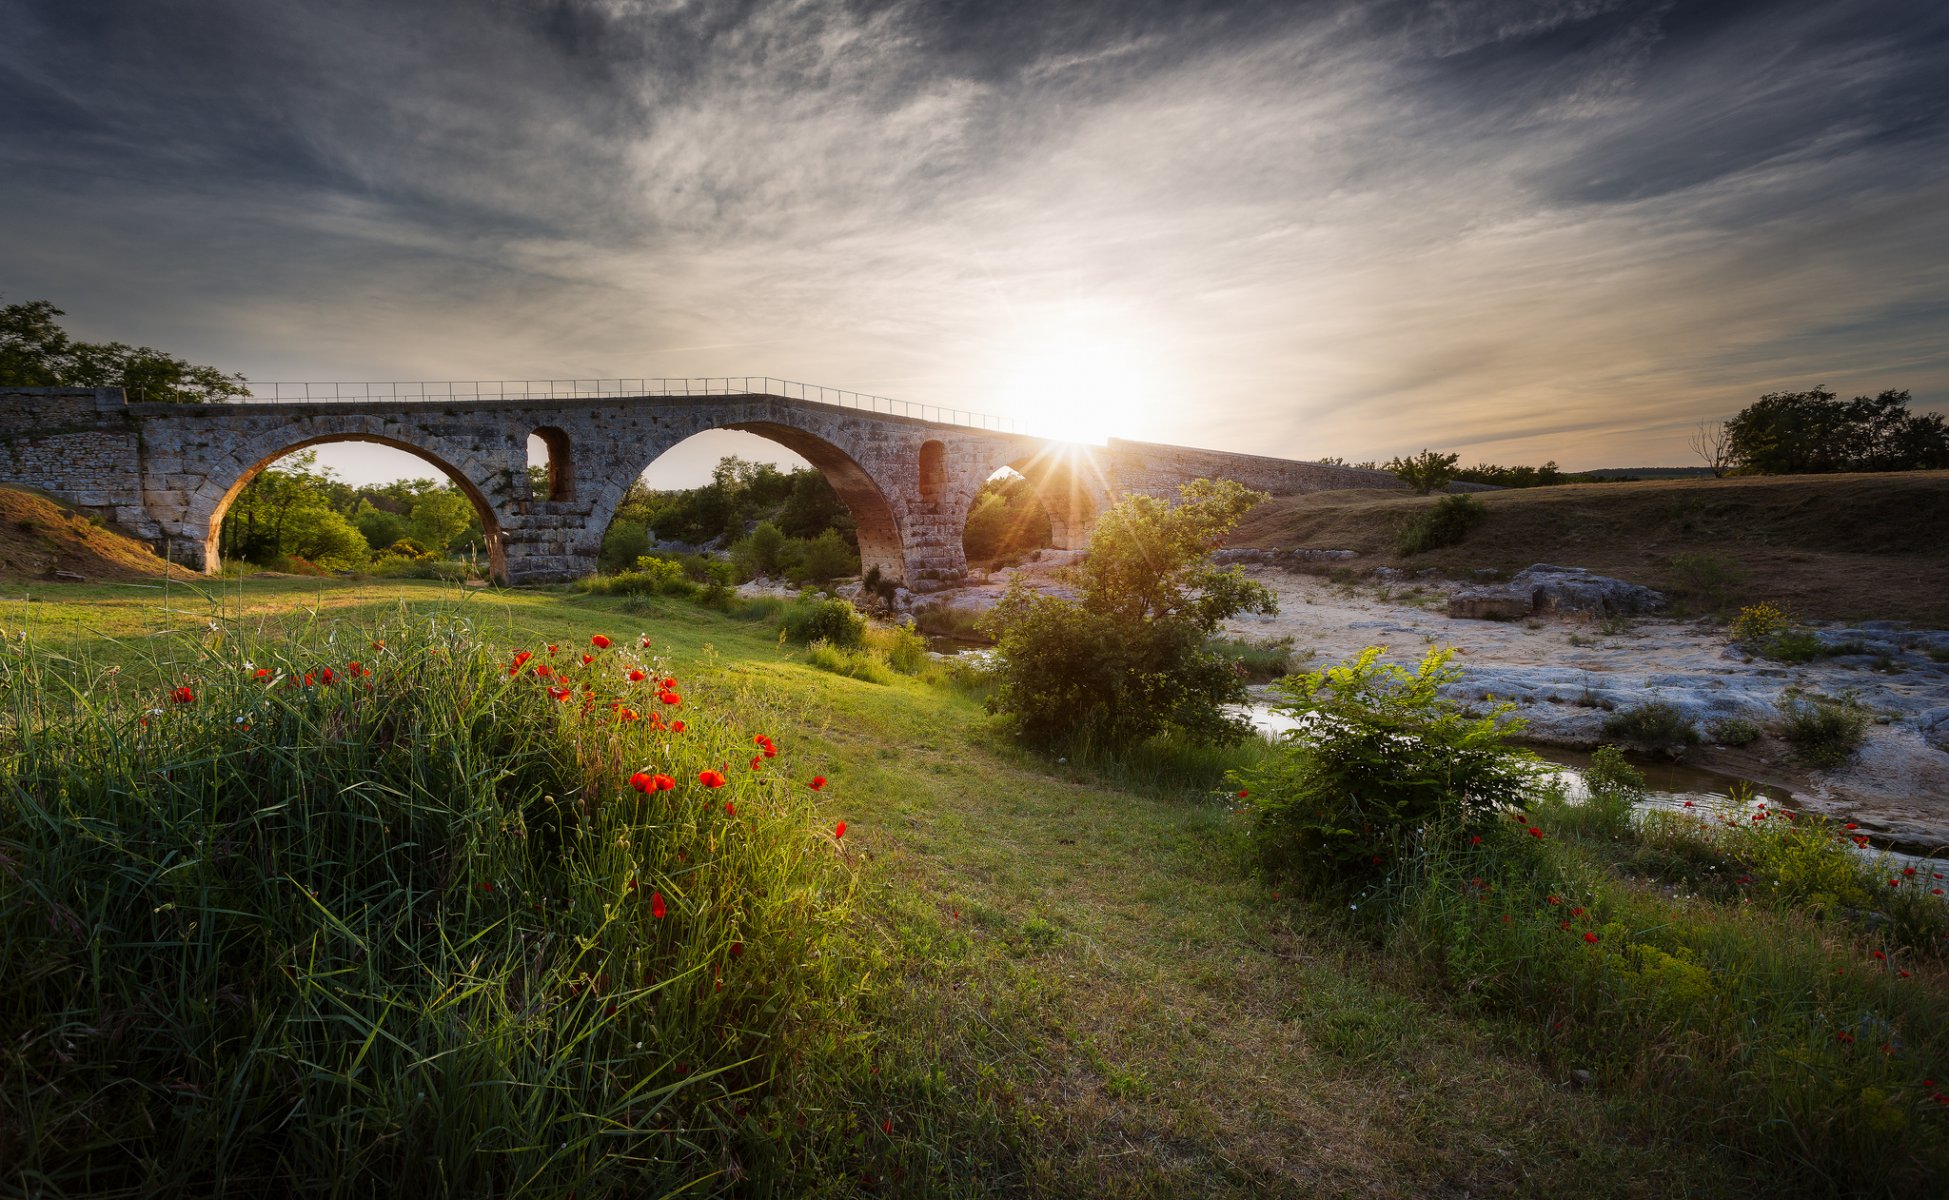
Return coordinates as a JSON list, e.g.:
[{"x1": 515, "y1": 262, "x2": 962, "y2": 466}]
[{"x1": 997, "y1": 333, "x2": 1155, "y2": 444}]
